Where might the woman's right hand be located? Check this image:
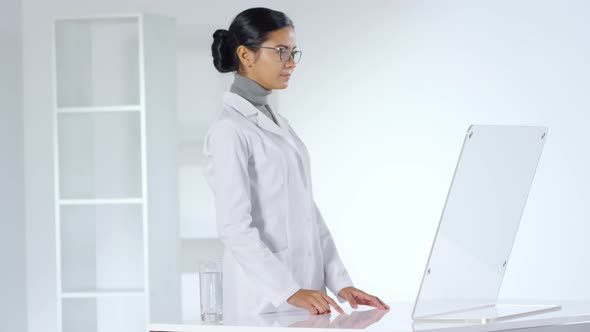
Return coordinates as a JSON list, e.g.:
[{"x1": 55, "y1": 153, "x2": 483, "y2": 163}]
[{"x1": 287, "y1": 289, "x2": 344, "y2": 315}]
